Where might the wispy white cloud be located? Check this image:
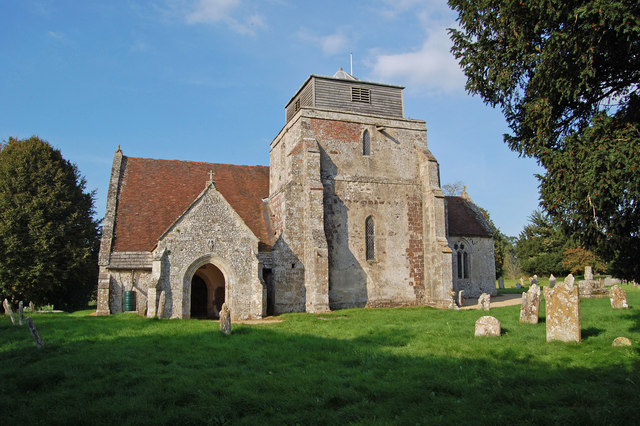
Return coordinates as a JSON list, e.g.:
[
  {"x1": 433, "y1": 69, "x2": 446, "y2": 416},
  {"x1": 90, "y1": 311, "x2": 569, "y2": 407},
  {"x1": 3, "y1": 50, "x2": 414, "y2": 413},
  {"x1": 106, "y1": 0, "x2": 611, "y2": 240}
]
[
  {"x1": 47, "y1": 31, "x2": 66, "y2": 41},
  {"x1": 298, "y1": 30, "x2": 350, "y2": 56},
  {"x1": 368, "y1": 29, "x2": 465, "y2": 95},
  {"x1": 184, "y1": 0, "x2": 266, "y2": 35}
]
